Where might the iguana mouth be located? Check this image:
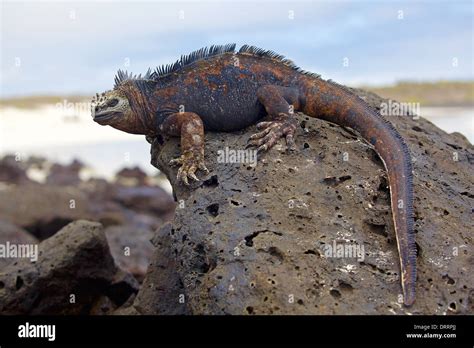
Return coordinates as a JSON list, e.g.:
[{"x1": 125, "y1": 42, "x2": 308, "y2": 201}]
[{"x1": 93, "y1": 111, "x2": 120, "y2": 124}]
